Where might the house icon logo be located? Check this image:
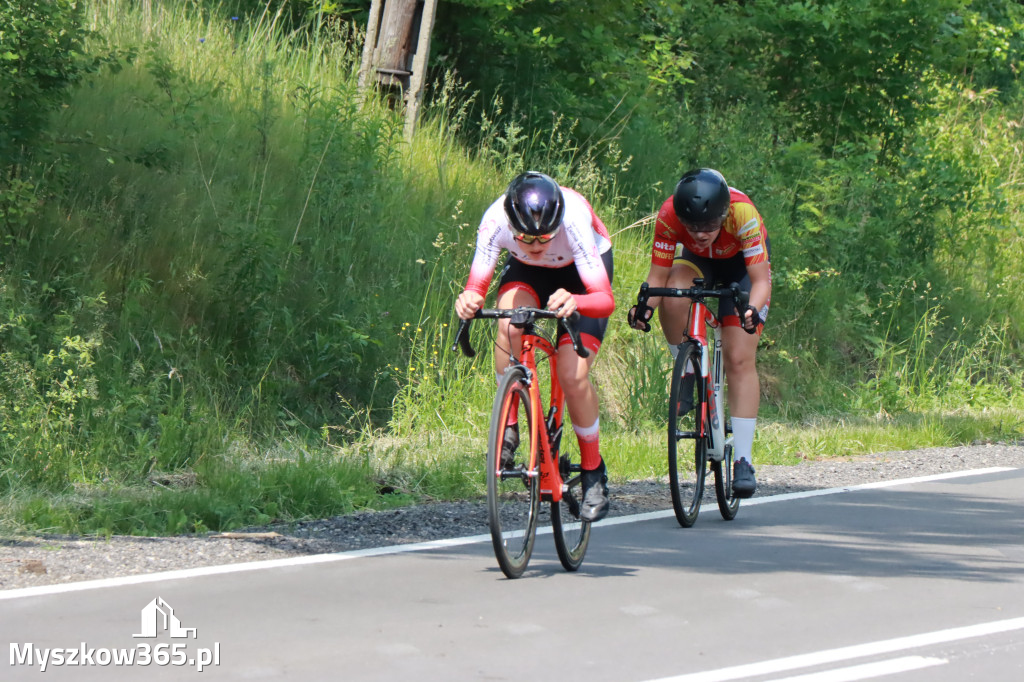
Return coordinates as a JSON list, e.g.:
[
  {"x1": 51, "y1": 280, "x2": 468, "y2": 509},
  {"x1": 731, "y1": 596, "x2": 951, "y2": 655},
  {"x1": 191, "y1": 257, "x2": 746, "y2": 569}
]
[{"x1": 133, "y1": 597, "x2": 198, "y2": 639}]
